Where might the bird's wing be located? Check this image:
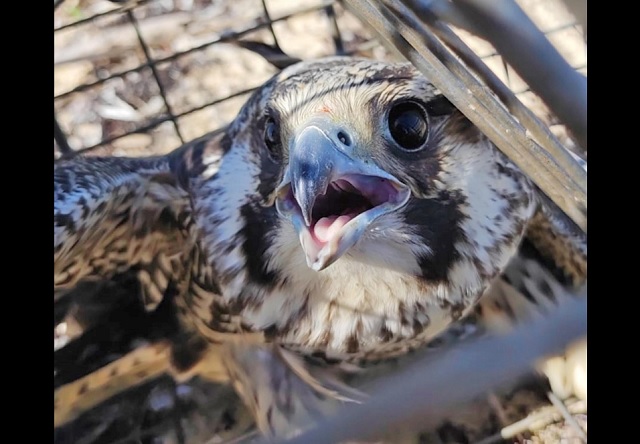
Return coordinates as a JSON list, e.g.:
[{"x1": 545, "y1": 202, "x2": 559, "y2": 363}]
[
  {"x1": 476, "y1": 160, "x2": 587, "y2": 330},
  {"x1": 53, "y1": 134, "x2": 228, "y2": 430},
  {"x1": 54, "y1": 151, "x2": 189, "y2": 430},
  {"x1": 472, "y1": 178, "x2": 587, "y2": 407},
  {"x1": 54, "y1": 152, "x2": 192, "y2": 314},
  {"x1": 470, "y1": 141, "x2": 586, "y2": 325}
]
